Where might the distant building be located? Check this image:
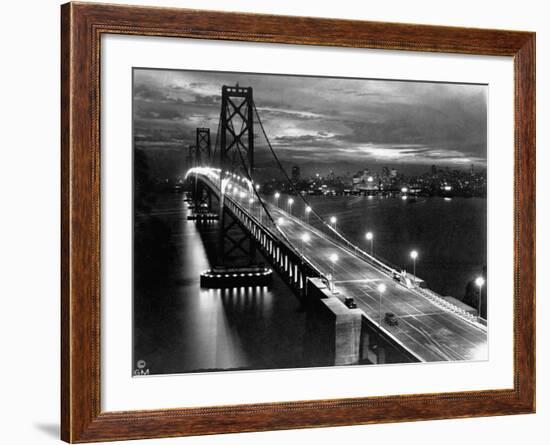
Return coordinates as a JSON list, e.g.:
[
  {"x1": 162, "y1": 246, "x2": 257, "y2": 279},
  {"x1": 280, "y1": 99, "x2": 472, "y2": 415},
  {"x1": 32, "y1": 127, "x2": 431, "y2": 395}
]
[
  {"x1": 390, "y1": 168, "x2": 398, "y2": 178},
  {"x1": 470, "y1": 164, "x2": 475, "y2": 175},
  {"x1": 291, "y1": 165, "x2": 300, "y2": 183},
  {"x1": 431, "y1": 165, "x2": 437, "y2": 176}
]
